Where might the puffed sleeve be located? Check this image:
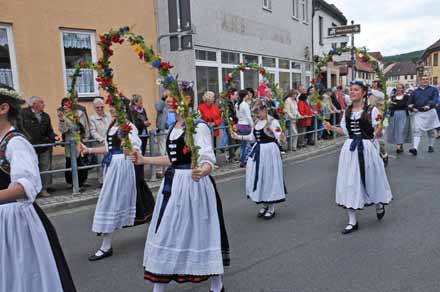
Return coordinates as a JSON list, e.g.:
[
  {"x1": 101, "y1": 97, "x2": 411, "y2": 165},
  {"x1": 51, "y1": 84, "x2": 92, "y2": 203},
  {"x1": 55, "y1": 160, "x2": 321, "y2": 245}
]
[
  {"x1": 340, "y1": 111, "x2": 349, "y2": 136},
  {"x1": 269, "y1": 119, "x2": 283, "y2": 142},
  {"x1": 194, "y1": 122, "x2": 216, "y2": 168},
  {"x1": 371, "y1": 107, "x2": 381, "y2": 128},
  {"x1": 6, "y1": 136, "x2": 42, "y2": 202},
  {"x1": 129, "y1": 122, "x2": 142, "y2": 151}
]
